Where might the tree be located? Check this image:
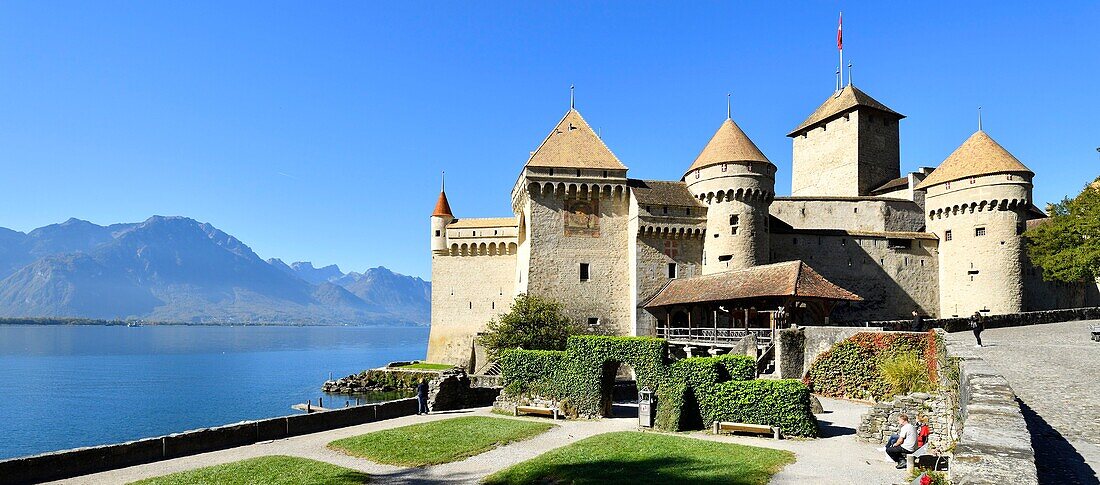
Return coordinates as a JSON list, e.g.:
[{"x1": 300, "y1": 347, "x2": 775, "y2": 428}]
[
  {"x1": 1025, "y1": 178, "x2": 1100, "y2": 283},
  {"x1": 477, "y1": 293, "x2": 580, "y2": 359}
]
